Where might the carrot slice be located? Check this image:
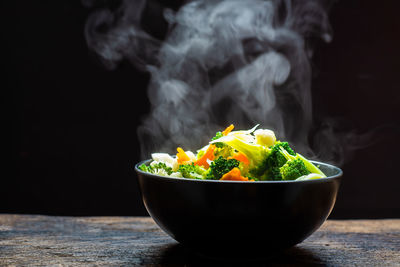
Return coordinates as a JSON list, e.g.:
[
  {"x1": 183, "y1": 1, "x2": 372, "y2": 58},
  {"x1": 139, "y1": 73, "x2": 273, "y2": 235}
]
[
  {"x1": 220, "y1": 167, "x2": 249, "y2": 181},
  {"x1": 228, "y1": 152, "x2": 249, "y2": 166},
  {"x1": 194, "y1": 144, "x2": 216, "y2": 169},
  {"x1": 177, "y1": 147, "x2": 191, "y2": 164},
  {"x1": 222, "y1": 124, "x2": 234, "y2": 136}
]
